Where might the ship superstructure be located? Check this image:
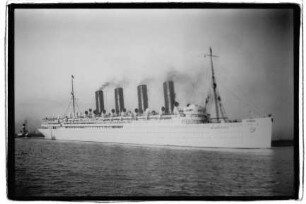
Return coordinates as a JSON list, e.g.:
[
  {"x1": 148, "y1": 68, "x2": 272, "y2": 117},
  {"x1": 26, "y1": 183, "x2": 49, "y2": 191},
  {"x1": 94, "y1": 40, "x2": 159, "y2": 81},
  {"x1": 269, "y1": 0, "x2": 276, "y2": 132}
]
[{"x1": 38, "y1": 48, "x2": 273, "y2": 148}]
